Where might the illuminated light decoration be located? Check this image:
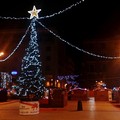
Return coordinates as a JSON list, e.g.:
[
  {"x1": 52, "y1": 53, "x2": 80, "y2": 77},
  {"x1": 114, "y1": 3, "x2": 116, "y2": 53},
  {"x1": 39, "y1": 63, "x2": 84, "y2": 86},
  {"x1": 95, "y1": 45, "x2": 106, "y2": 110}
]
[
  {"x1": 0, "y1": 0, "x2": 85, "y2": 20},
  {"x1": 37, "y1": 20, "x2": 120, "y2": 59},
  {"x1": 0, "y1": 72, "x2": 12, "y2": 88},
  {"x1": 57, "y1": 75, "x2": 79, "y2": 80},
  {"x1": 46, "y1": 81, "x2": 50, "y2": 87},
  {"x1": 1, "y1": 21, "x2": 120, "y2": 64},
  {"x1": 0, "y1": 24, "x2": 31, "y2": 62},
  {"x1": 66, "y1": 80, "x2": 77, "y2": 85},
  {"x1": 28, "y1": 5, "x2": 41, "y2": 19},
  {"x1": 39, "y1": 0, "x2": 85, "y2": 20},
  {"x1": 11, "y1": 71, "x2": 18, "y2": 75},
  {"x1": 17, "y1": 16, "x2": 45, "y2": 100},
  {"x1": 0, "y1": 0, "x2": 85, "y2": 62},
  {"x1": 0, "y1": 0, "x2": 120, "y2": 63},
  {"x1": 57, "y1": 82, "x2": 61, "y2": 88}
]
